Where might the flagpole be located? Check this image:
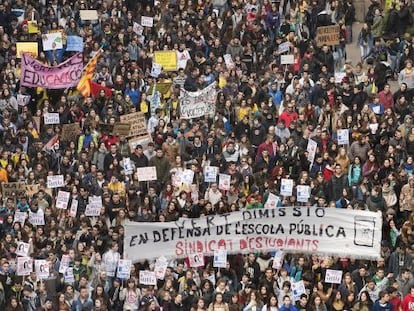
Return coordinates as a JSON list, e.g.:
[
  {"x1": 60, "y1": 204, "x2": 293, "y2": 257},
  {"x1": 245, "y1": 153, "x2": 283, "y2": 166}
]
[
  {"x1": 81, "y1": 47, "x2": 103, "y2": 73},
  {"x1": 64, "y1": 48, "x2": 103, "y2": 94},
  {"x1": 75, "y1": 47, "x2": 104, "y2": 96}
]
